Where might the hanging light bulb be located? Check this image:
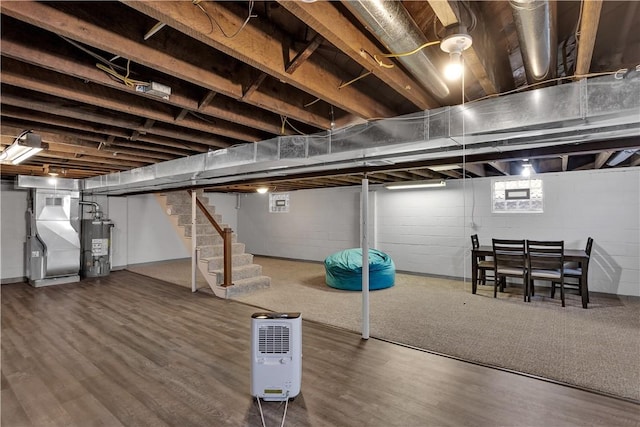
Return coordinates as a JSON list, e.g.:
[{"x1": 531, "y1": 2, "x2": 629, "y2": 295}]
[
  {"x1": 439, "y1": 26, "x2": 473, "y2": 81},
  {"x1": 444, "y1": 51, "x2": 463, "y2": 80},
  {"x1": 256, "y1": 186, "x2": 269, "y2": 194}
]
